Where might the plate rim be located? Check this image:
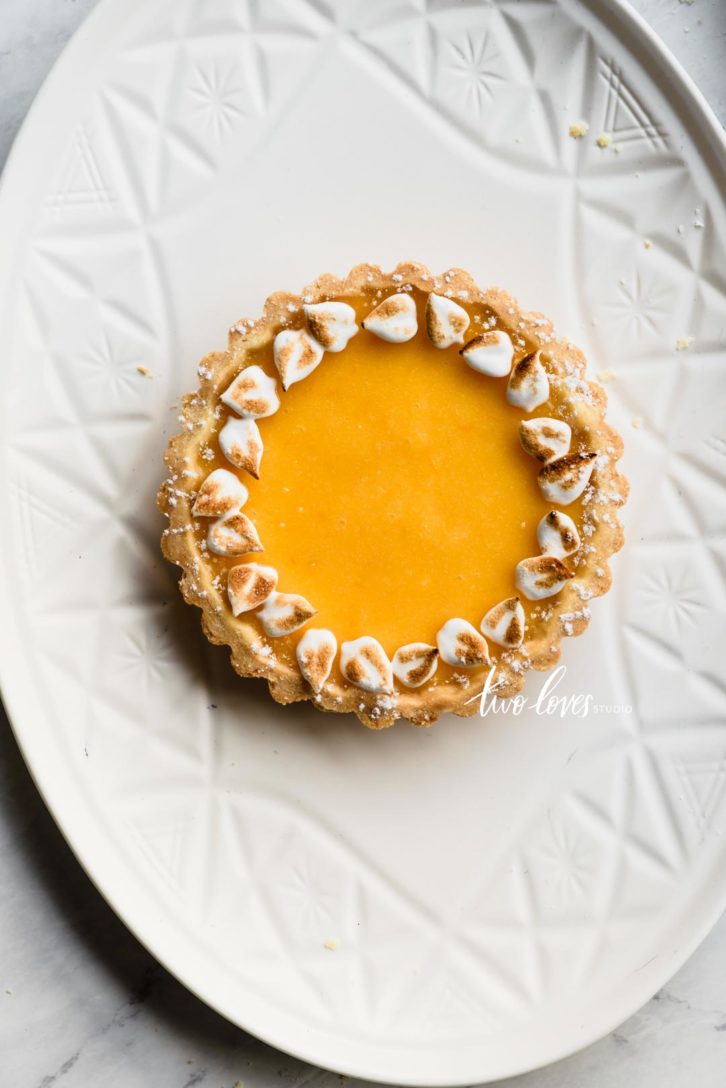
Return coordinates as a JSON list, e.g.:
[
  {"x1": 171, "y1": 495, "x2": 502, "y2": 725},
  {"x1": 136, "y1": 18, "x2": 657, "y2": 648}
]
[{"x1": 0, "y1": 0, "x2": 725, "y2": 1083}]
